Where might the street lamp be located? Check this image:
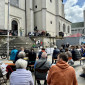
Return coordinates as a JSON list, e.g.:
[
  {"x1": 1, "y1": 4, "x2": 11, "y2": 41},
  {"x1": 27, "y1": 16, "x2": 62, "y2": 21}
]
[{"x1": 7, "y1": 0, "x2": 10, "y2": 60}]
